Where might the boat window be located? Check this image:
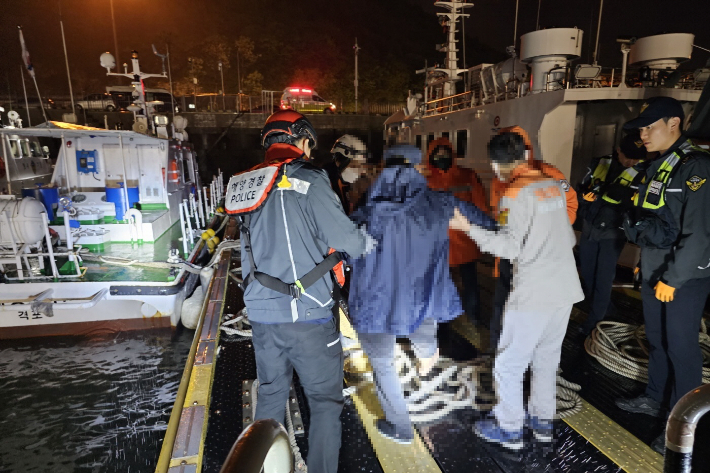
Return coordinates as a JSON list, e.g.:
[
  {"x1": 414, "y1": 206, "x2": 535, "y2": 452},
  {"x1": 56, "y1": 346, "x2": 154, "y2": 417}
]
[
  {"x1": 29, "y1": 141, "x2": 43, "y2": 157},
  {"x1": 427, "y1": 133, "x2": 434, "y2": 146},
  {"x1": 456, "y1": 130, "x2": 468, "y2": 157},
  {"x1": 442, "y1": 131, "x2": 450, "y2": 140},
  {"x1": 9, "y1": 139, "x2": 21, "y2": 158},
  {"x1": 20, "y1": 140, "x2": 31, "y2": 158},
  {"x1": 416, "y1": 135, "x2": 422, "y2": 149}
]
